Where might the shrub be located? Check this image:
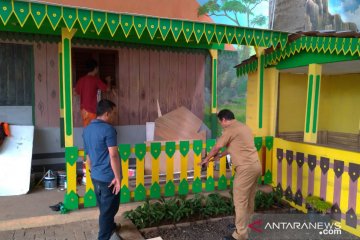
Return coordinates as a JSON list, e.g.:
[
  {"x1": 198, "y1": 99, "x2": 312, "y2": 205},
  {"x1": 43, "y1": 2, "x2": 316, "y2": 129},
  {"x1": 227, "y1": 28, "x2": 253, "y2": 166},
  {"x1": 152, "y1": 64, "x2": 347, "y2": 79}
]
[
  {"x1": 125, "y1": 190, "x2": 281, "y2": 229},
  {"x1": 305, "y1": 196, "x2": 332, "y2": 214}
]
